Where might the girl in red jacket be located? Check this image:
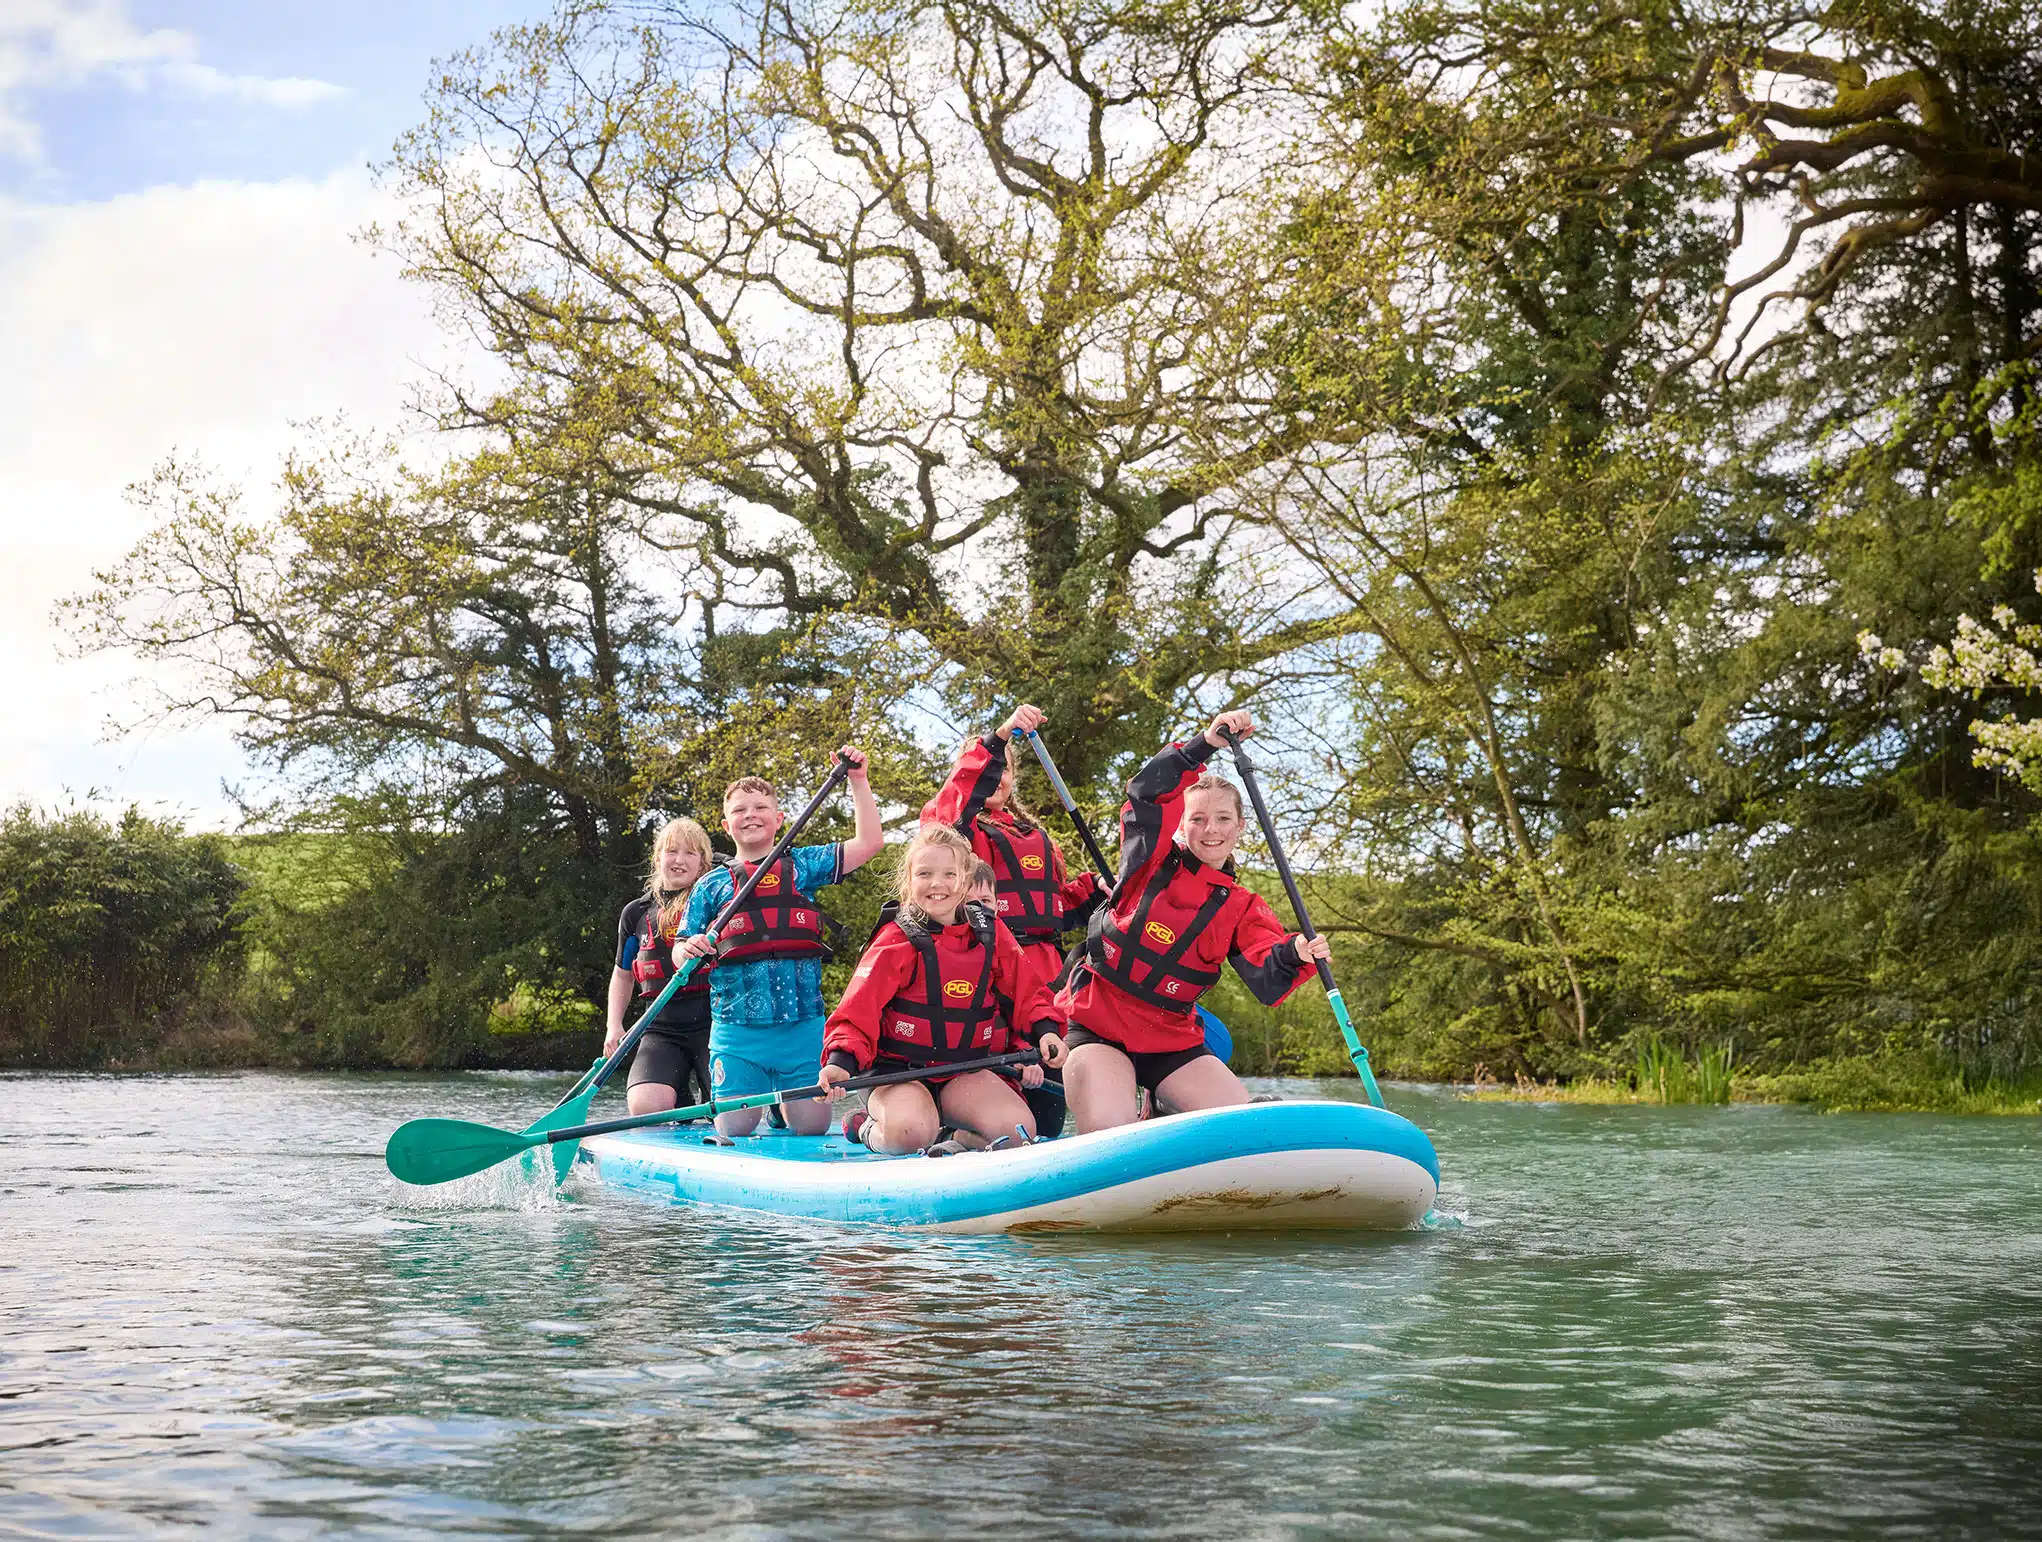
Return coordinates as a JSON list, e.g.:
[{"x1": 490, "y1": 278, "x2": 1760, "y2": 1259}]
[
  {"x1": 921, "y1": 704, "x2": 1103, "y2": 978},
  {"x1": 1057, "y1": 710, "x2": 1330, "y2": 1133},
  {"x1": 820, "y1": 825, "x2": 1068, "y2": 1153}
]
